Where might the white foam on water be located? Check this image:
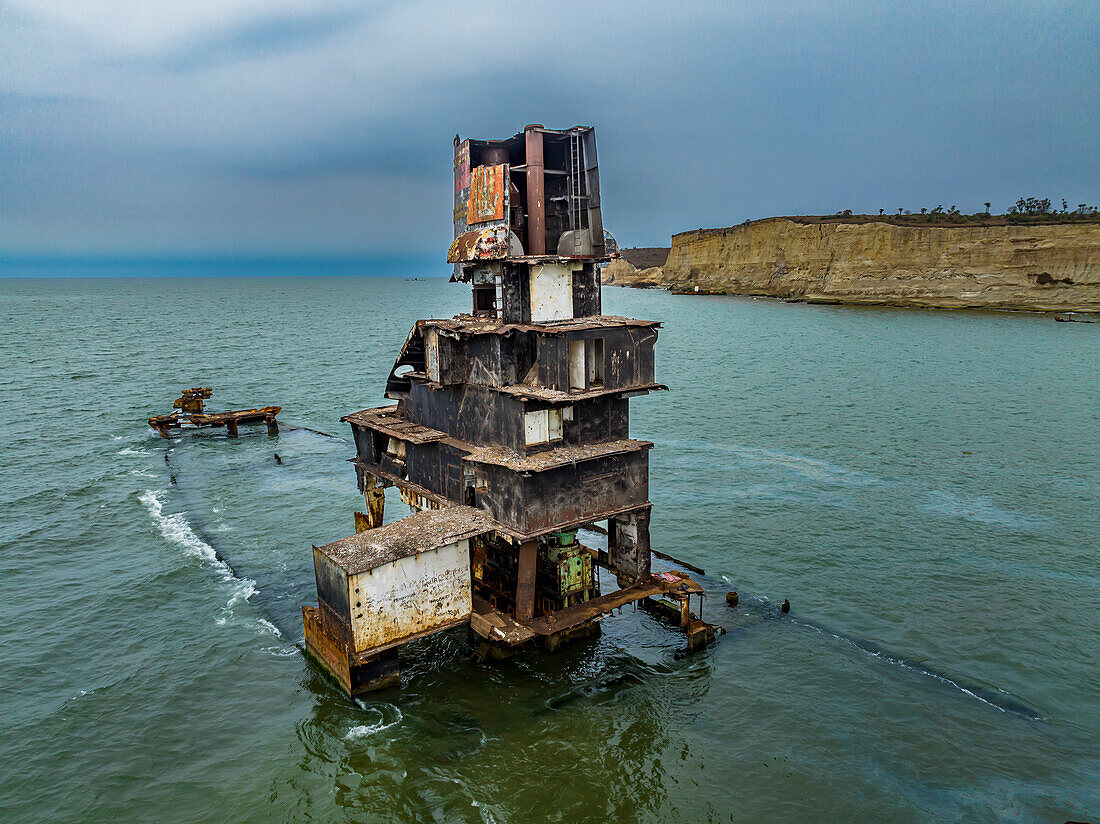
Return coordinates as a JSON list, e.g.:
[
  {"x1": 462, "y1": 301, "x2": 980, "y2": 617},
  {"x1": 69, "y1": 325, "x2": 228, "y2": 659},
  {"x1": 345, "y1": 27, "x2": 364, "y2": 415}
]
[
  {"x1": 256, "y1": 618, "x2": 283, "y2": 637},
  {"x1": 347, "y1": 703, "x2": 403, "y2": 739},
  {"x1": 139, "y1": 489, "x2": 258, "y2": 622},
  {"x1": 262, "y1": 646, "x2": 299, "y2": 658},
  {"x1": 474, "y1": 803, "x2": 499, "y2": 824},
  {"x1": 119, "y1": 447, "x2": 151, "y2": 457}
]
